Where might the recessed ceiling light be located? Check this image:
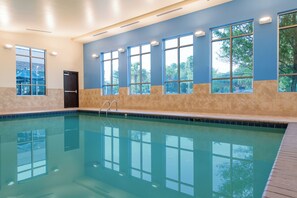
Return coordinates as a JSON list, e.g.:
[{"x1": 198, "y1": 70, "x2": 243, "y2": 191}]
[{"x1": 156, "y1": 8, "x2": 182, "y2": 17}]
